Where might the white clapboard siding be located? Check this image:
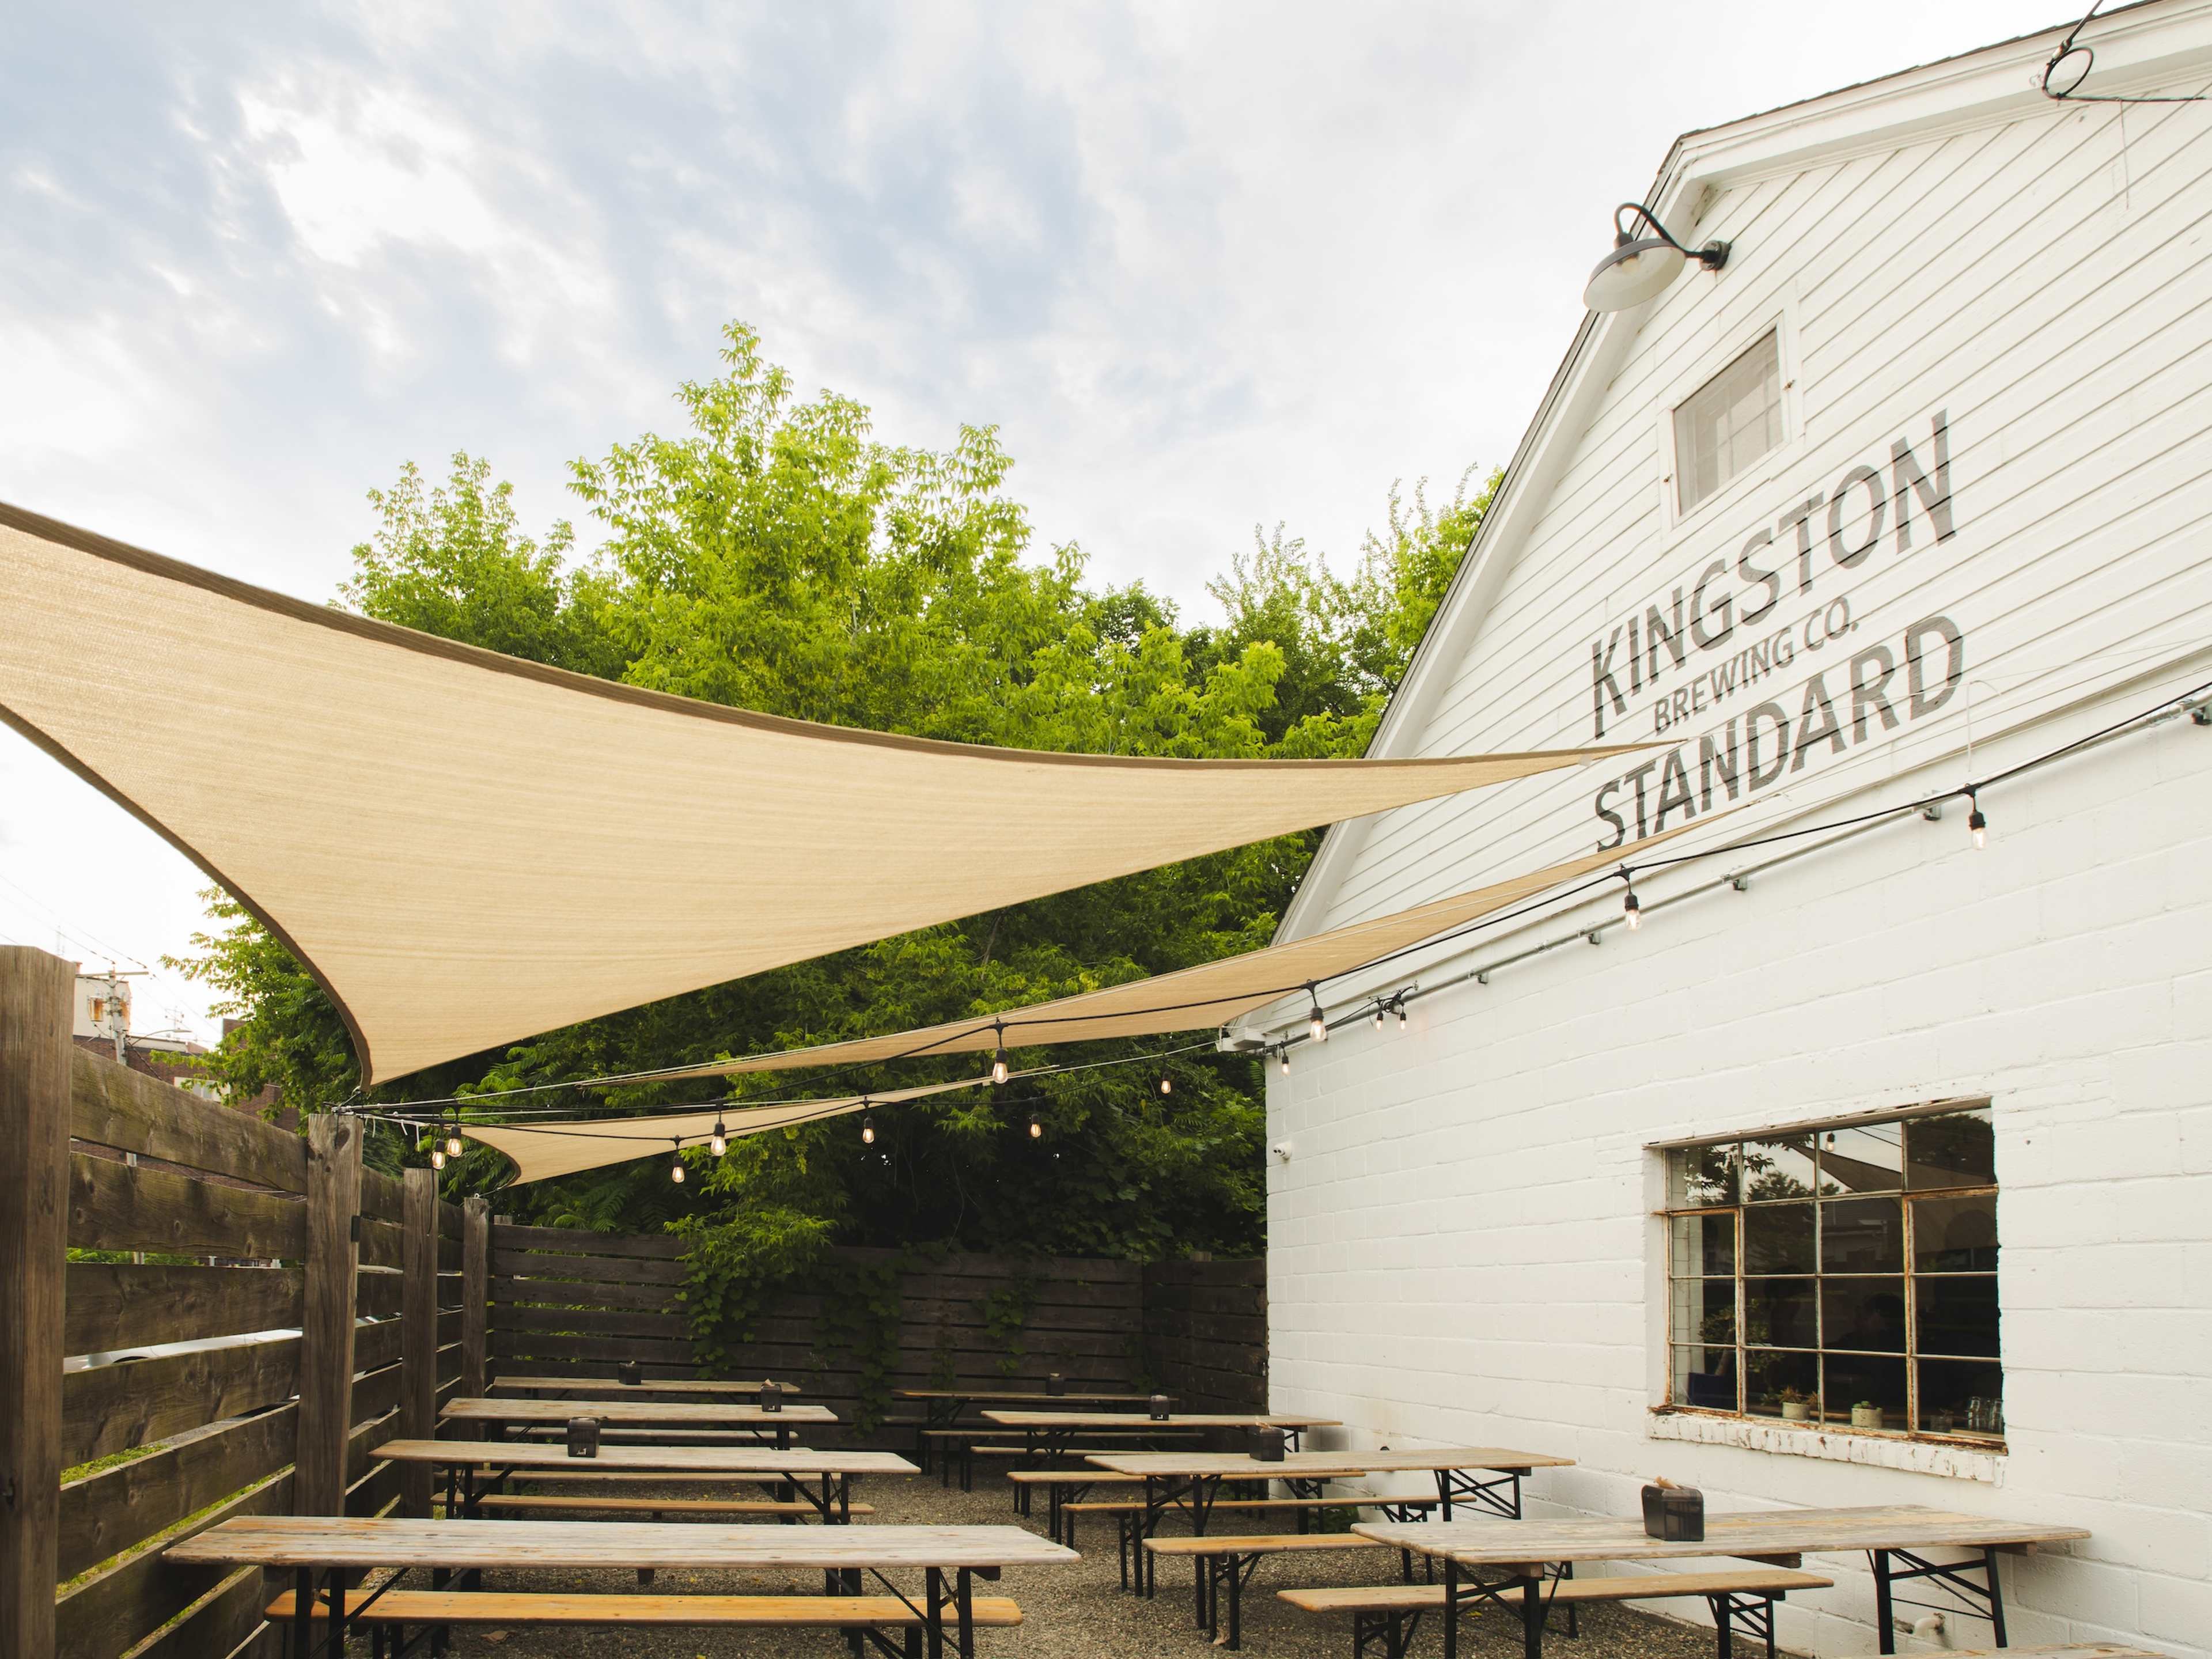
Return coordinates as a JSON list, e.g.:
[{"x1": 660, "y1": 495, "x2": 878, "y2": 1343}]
[{"x1": 1294, "y1": 74, "x2": 2212, "y2": 948}]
